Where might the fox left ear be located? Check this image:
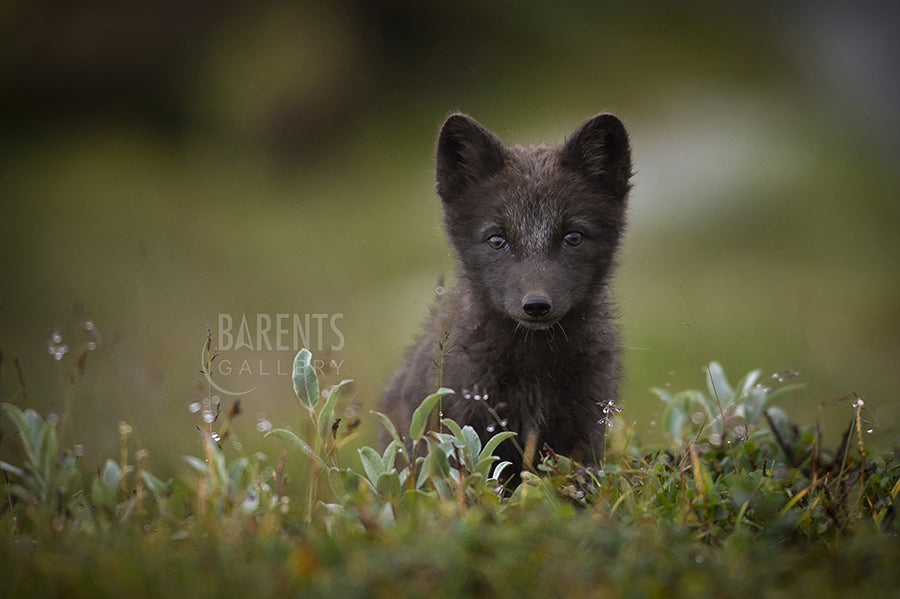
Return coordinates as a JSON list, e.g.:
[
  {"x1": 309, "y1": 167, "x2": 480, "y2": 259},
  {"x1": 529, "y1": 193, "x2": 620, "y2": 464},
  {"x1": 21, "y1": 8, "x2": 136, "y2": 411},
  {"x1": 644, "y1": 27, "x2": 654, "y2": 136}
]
[{"x1": 560, "y1": 113, "x2": 632, "y2": 197}]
